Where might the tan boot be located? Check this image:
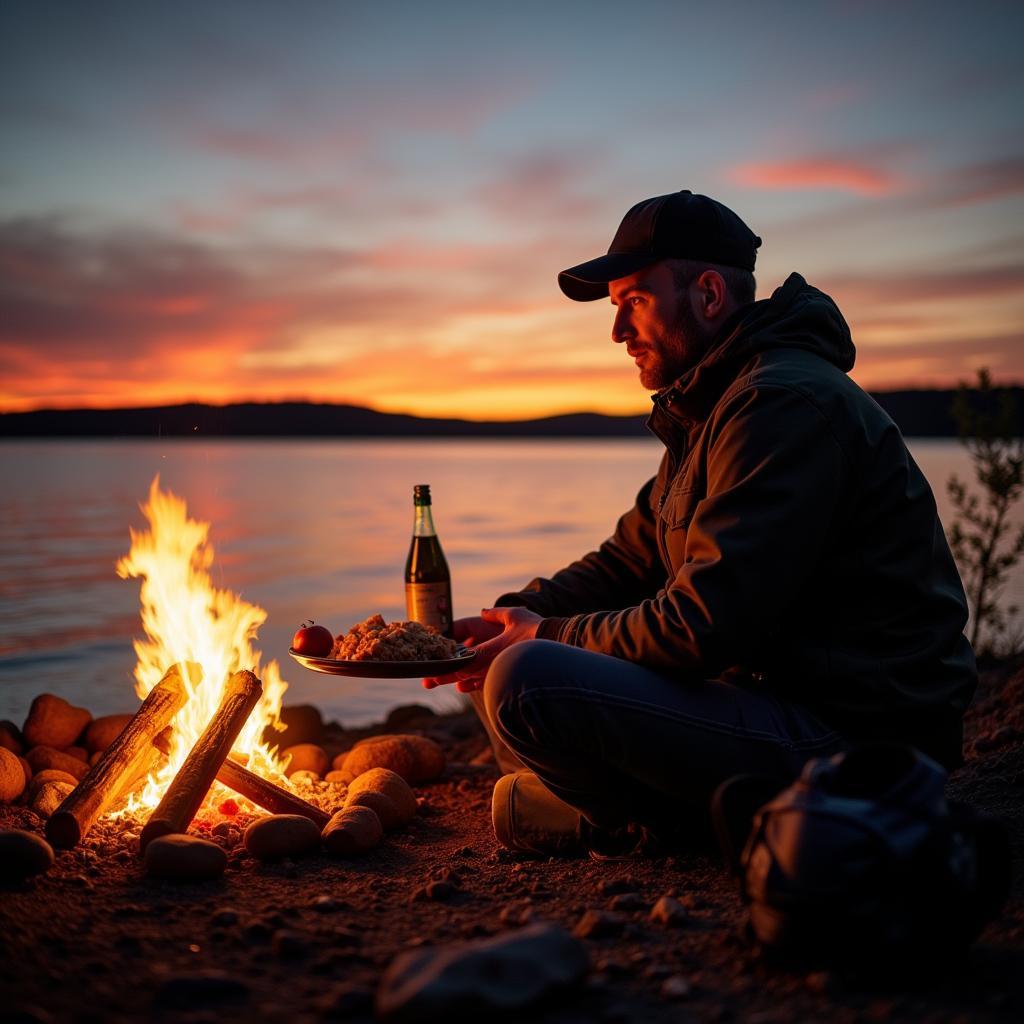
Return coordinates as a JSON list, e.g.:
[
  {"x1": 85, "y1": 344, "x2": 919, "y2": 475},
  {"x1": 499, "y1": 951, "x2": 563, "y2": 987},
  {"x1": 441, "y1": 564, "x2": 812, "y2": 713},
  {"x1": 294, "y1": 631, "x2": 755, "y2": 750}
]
[{"x1": 491, "y1": 771, "x2": 583, "y2": 856}]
